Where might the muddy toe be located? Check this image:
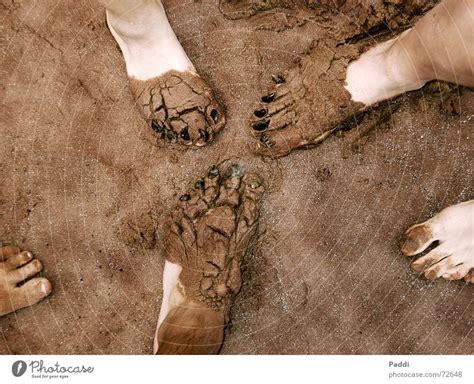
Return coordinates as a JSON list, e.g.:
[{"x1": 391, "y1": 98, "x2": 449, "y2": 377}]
[
  {"x1": 7, "y1": 258, "x2": 44, "y2": 284},
  {"x1": 4, "y1": 251, "x2": 34, "y2": 269},
  {"x1": 420, "y1": 253, "x2": 472, "y2": 281},
  {"x1": 402, "y1": 201, "x2": 474, "y2": 282},
  {"x1": 400, "y1": 223, "x2": 437, "y2": 256},
  {"x1": 129, "y1": 70, "x2": 226, "y2": 147}
]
